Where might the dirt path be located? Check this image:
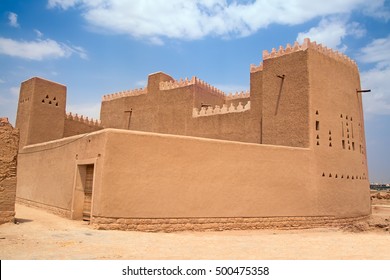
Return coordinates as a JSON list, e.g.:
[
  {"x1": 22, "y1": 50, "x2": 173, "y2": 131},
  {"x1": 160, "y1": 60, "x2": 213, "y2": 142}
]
[{"x1": 0, "y1": 204, "x2": 389, "y2": 260}]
